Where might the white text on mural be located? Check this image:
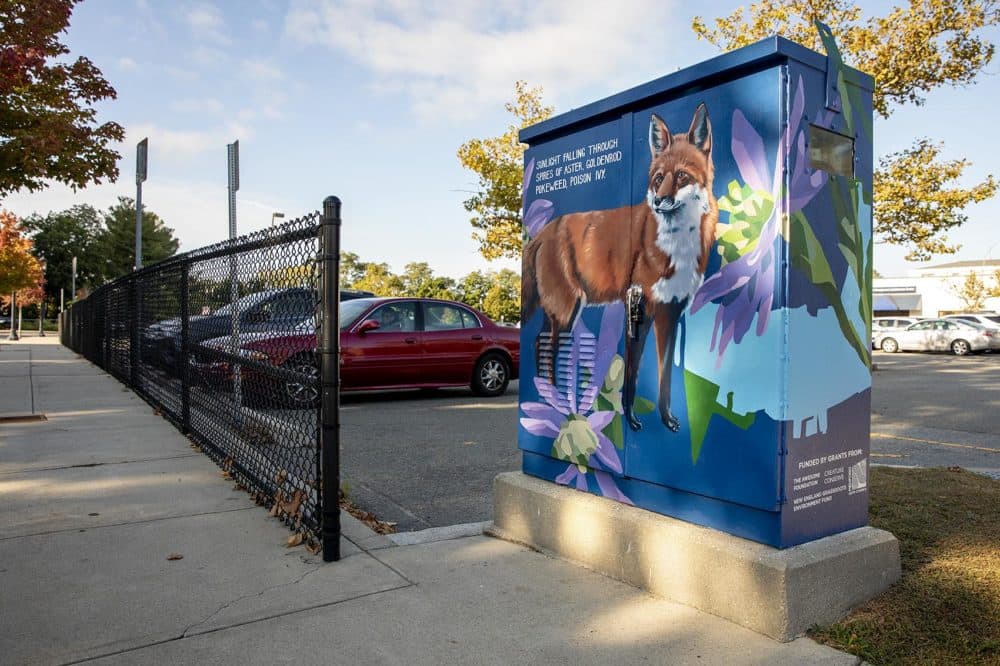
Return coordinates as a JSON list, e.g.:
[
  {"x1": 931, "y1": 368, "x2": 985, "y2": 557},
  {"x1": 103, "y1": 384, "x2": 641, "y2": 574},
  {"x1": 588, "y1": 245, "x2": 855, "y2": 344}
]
[{"x1": 534, "y1": 138, "x2": 622, "y2": 194}]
